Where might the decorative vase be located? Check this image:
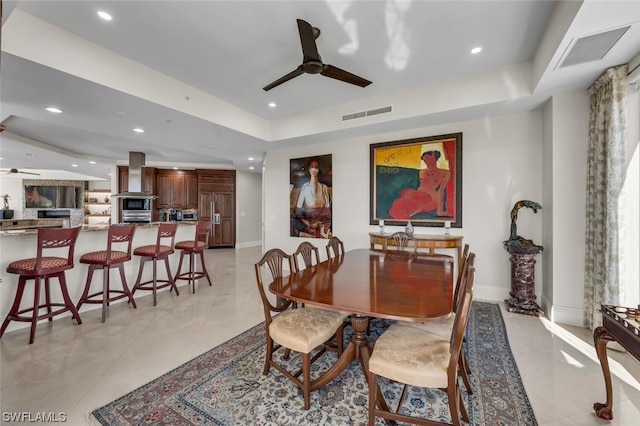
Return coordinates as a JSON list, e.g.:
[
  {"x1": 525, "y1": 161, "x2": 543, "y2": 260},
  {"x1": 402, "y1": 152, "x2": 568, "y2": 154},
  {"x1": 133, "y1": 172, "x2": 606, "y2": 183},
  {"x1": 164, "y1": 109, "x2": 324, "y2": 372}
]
[{"x1": 405, "y1": 220, "x2": 414, "y2": 235}]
